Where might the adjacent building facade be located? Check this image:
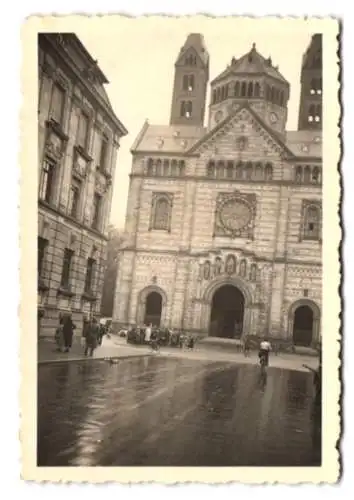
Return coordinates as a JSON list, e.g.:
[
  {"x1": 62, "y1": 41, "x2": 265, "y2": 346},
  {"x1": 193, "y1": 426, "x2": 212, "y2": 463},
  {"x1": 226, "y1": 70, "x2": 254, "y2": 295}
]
[
  {"x1": 38, "y1": 33, "x2": 127, "y2": 338},
  {"x1": 114, "y1": 33, "x2": 322, "y2": 347}
]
